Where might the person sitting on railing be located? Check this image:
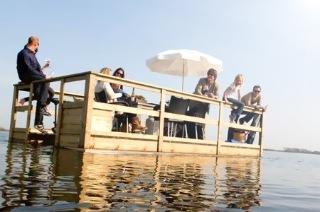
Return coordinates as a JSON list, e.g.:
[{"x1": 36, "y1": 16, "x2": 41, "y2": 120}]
[
  {"x1": 94, "y1": 67, "x2": 122, "y2": 102},
  {"x1": 223, "y1": 74, "x2": 245, "y2": 123},
  {"x1": 194, "y1": 68, "x2": 219, "y2": 99},
  {"x1": 16, "y1": 36, "x2": 55, "y2": 132},
  {"x1": 110, "y1": 68, "x2": 146, "y2": 133}
]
